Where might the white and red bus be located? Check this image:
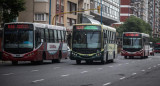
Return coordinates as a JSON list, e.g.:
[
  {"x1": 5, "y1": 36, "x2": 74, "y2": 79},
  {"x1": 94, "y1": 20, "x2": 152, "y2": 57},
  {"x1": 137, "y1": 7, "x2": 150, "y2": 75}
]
[
  {"x1": 0, "y1": 29, "x2": 2, "y2": 59},
  {"x1": 121, "y1": 32, "x2": 150, "y2": 59},
  {"x1": 2, "y1": 22, "x2": 68, "y2": 65}
]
